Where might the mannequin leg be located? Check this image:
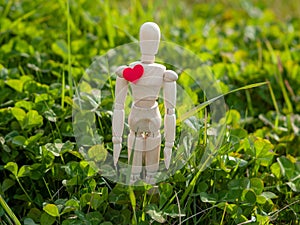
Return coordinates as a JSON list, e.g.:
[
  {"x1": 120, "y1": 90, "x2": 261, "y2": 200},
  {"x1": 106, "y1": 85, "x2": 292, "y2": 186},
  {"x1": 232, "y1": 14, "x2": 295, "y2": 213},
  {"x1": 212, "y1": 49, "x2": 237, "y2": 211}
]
[
  {"x1": 128, "y1": 130, "x2": 143, "y2": 183},
  {"x1": 145, "y1": 132, "x2": 161, "y2": 184}
]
